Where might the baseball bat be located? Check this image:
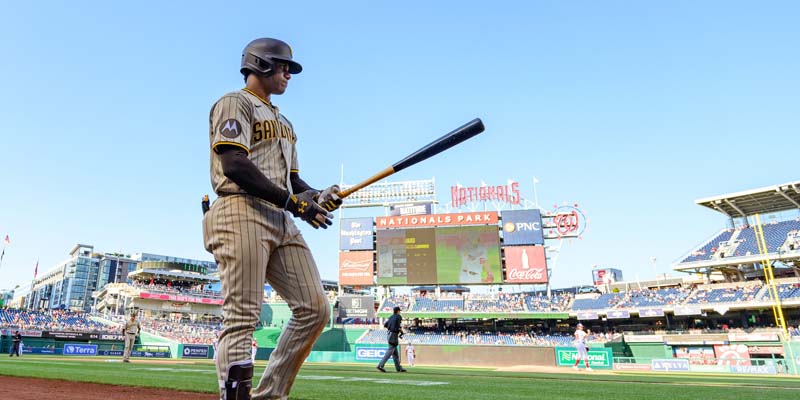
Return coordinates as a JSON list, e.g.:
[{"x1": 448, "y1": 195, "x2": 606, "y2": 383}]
[{"x1": 338, "y1": 118, "x2": 485, "y2": 198}]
